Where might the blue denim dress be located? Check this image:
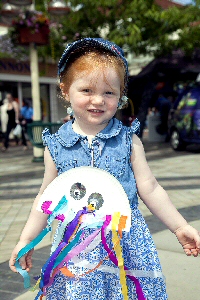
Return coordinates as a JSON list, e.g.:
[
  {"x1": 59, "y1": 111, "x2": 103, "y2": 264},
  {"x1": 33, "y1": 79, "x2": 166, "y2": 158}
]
[{"x1": 42, "y1": 118, "x2": 168, "y2": 300}]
